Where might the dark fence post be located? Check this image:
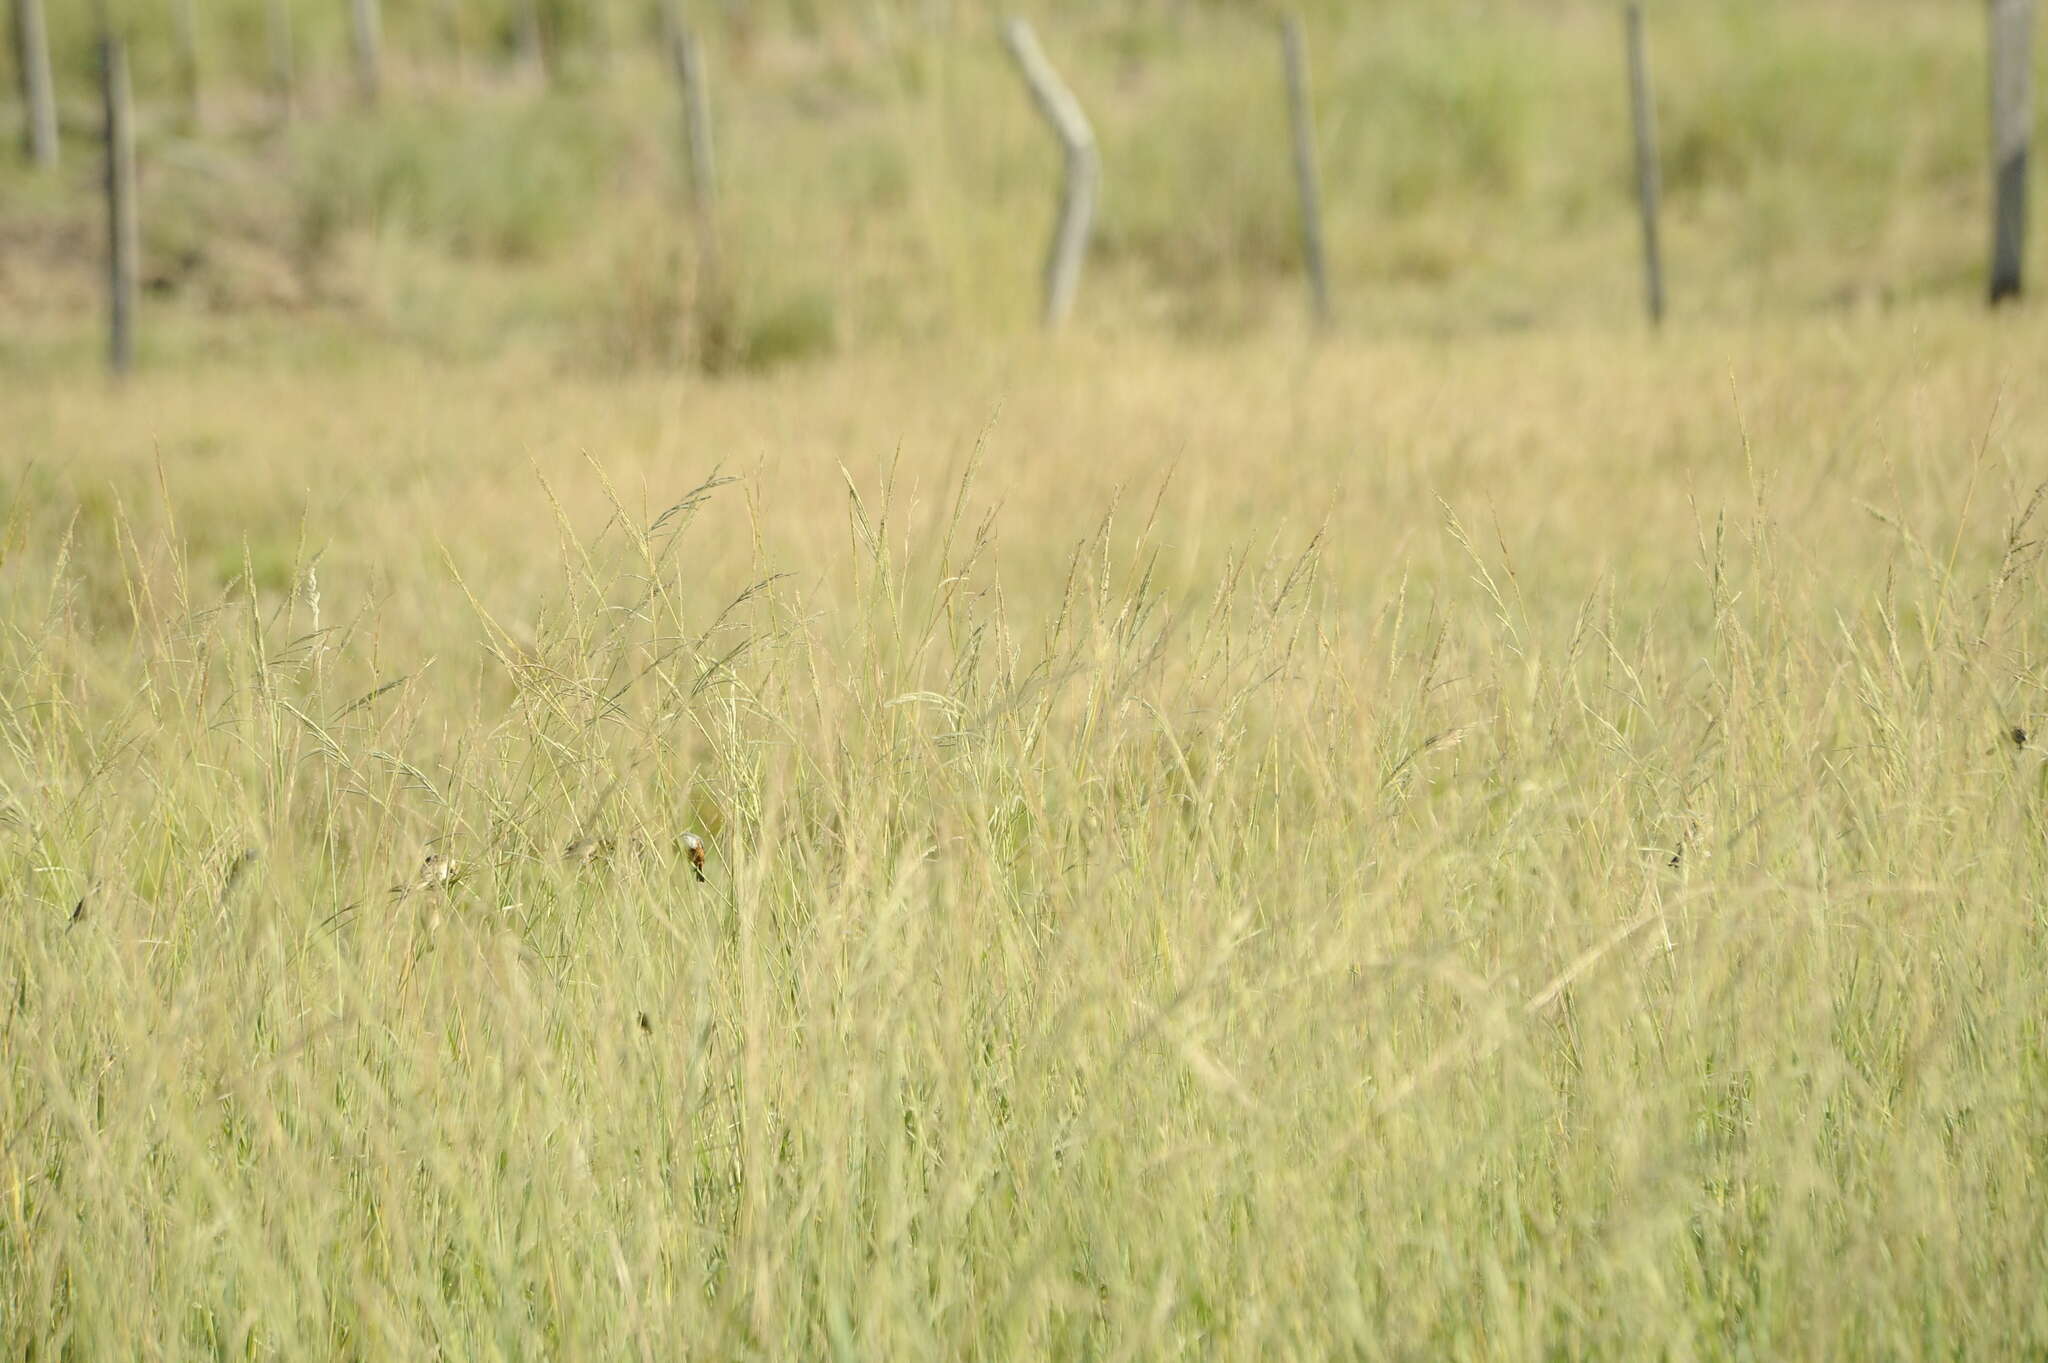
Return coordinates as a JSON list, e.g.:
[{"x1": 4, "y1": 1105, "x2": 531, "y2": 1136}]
[
  {"x1": 102, "y1": 30, "x2": 139, "y2": 377},
  {"x1": 1625, "y1": 4, "x2": 1665, "y2": 326},
  {"x1": 1990, "y1": 0, "x2": 2034, "y2": 303},
  {"x1": 1279, "y1": 13, "x2": 1331, "y2": 327}
]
